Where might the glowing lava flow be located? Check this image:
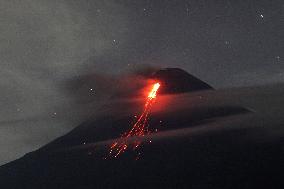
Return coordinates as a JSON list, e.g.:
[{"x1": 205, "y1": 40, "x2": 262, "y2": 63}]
[{"x1": 109, "y1": 83, "x2": 160, "y2": 158}]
